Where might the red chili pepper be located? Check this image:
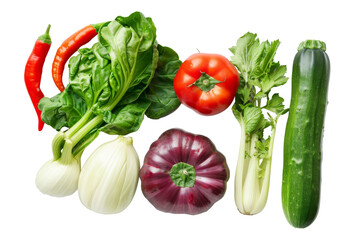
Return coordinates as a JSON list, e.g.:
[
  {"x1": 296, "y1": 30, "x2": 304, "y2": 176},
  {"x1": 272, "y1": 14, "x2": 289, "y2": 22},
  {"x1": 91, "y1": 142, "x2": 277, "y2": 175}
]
[
  {"x1": 52, "y1": 23, "x2": 103, "y2": 92},
  {"x1": 24, "y1": 25, "x2": 51, "y2": 131}
]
